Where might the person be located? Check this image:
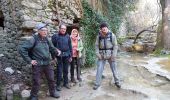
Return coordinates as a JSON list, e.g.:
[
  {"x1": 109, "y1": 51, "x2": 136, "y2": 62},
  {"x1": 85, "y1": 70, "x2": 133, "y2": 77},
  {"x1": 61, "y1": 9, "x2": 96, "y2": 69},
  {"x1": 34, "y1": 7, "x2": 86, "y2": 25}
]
[
  {"x1": 52, "y1": 24, "x2": 72, "y2": 91},
  {"x1": 18, "y1": 23, "x2": 61, "y2": 99},
  {"x1": 93, "y1": 22, "x2": 121, "y2": 90},
  {"x1": 70, "y1": 29, "x2": 83, "y2": 83}
]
